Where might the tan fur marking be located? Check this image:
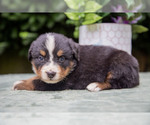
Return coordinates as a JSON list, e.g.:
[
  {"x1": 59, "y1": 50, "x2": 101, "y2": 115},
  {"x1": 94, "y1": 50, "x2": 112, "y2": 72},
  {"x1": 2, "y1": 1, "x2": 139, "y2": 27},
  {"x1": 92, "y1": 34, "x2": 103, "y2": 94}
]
[
  {"x1": 97, "y1": 82, "x2": 111, "y2": 90},
  {"x1": 87, "y1": 71, "x2": 113, "y2": 91},
  {"x1": 105, "y1": 72, "x2": 113, "y2": 83},
  {"x1": 94, "y1": 71, "x2": 112, "y2": 90},
  {"x1": 32, "y1": 62, "x2": 42, "y2": 78},
  {"x1": 37, "y1": 67, "x2": 42, "y2": 78},
  {"x1": 59, "y1": 61, "x2": 74, "y2": 80},
  {"x1": 14, "y1": 76, "x2": 39, "y2": 90},
  {"x1": 40, "y1": 50, "x2": 46, "y2": 56},
  {"x1": 57, "y1": 50, "x2": 63, "y2": 57},
  {"x1": 63, "y1": 67, "x2": 70, "y2": 77}
]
